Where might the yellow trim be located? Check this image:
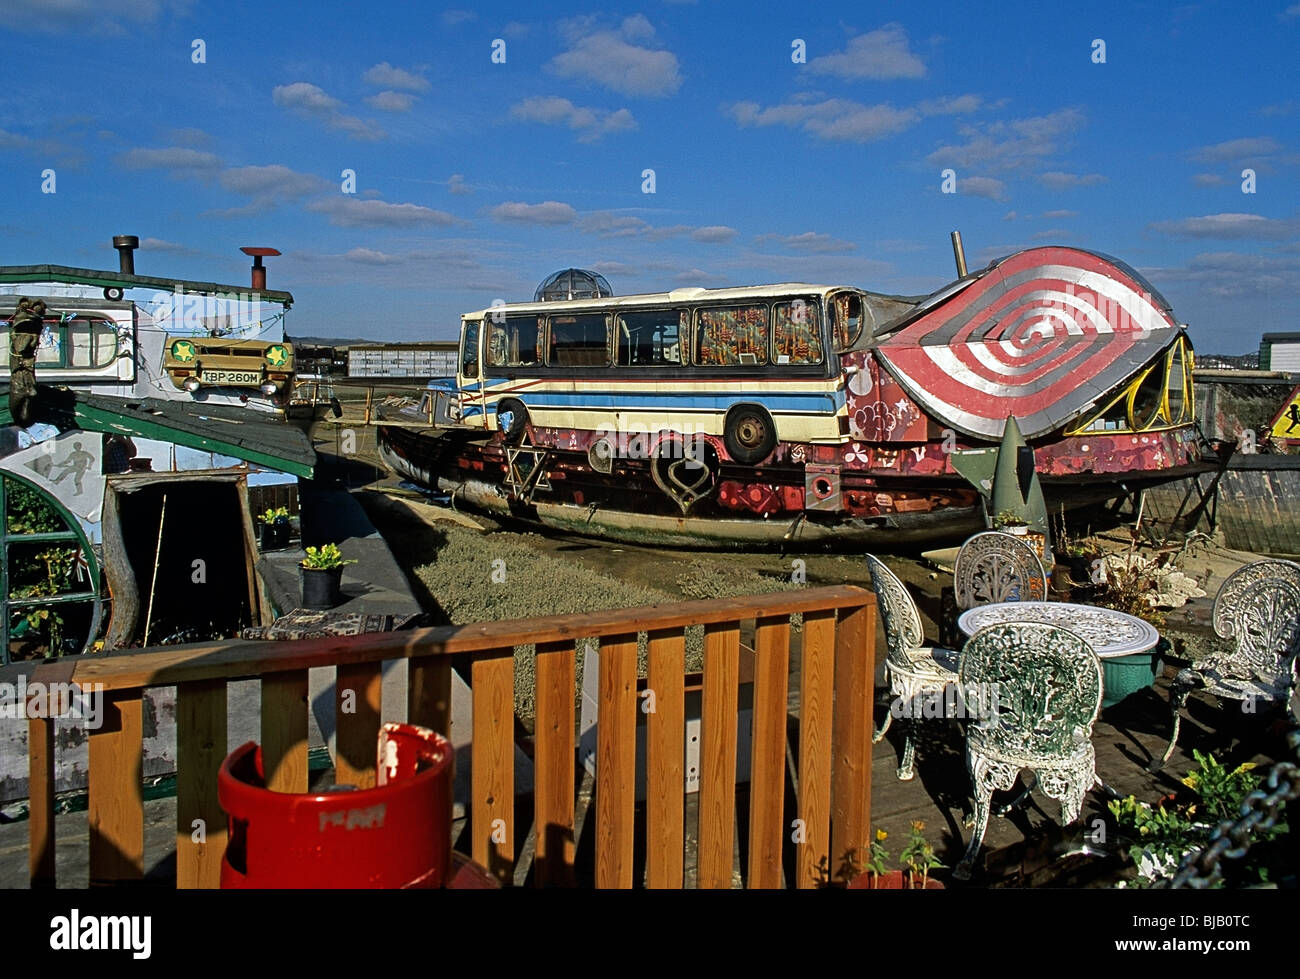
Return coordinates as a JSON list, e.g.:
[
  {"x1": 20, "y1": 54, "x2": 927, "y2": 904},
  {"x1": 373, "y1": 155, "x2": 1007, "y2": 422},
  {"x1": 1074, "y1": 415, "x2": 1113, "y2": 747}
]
[{"x1": 1066, "y1": 337, "x2": 1195, "y2": 436}]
